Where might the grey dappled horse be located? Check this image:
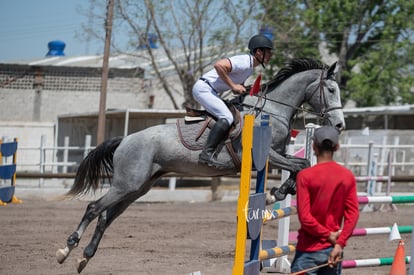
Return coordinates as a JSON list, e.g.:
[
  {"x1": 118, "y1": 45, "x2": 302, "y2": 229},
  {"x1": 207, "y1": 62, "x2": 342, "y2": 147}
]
[{"x1": 56, "y1": 58, "x2": 345, "y2": 273}]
